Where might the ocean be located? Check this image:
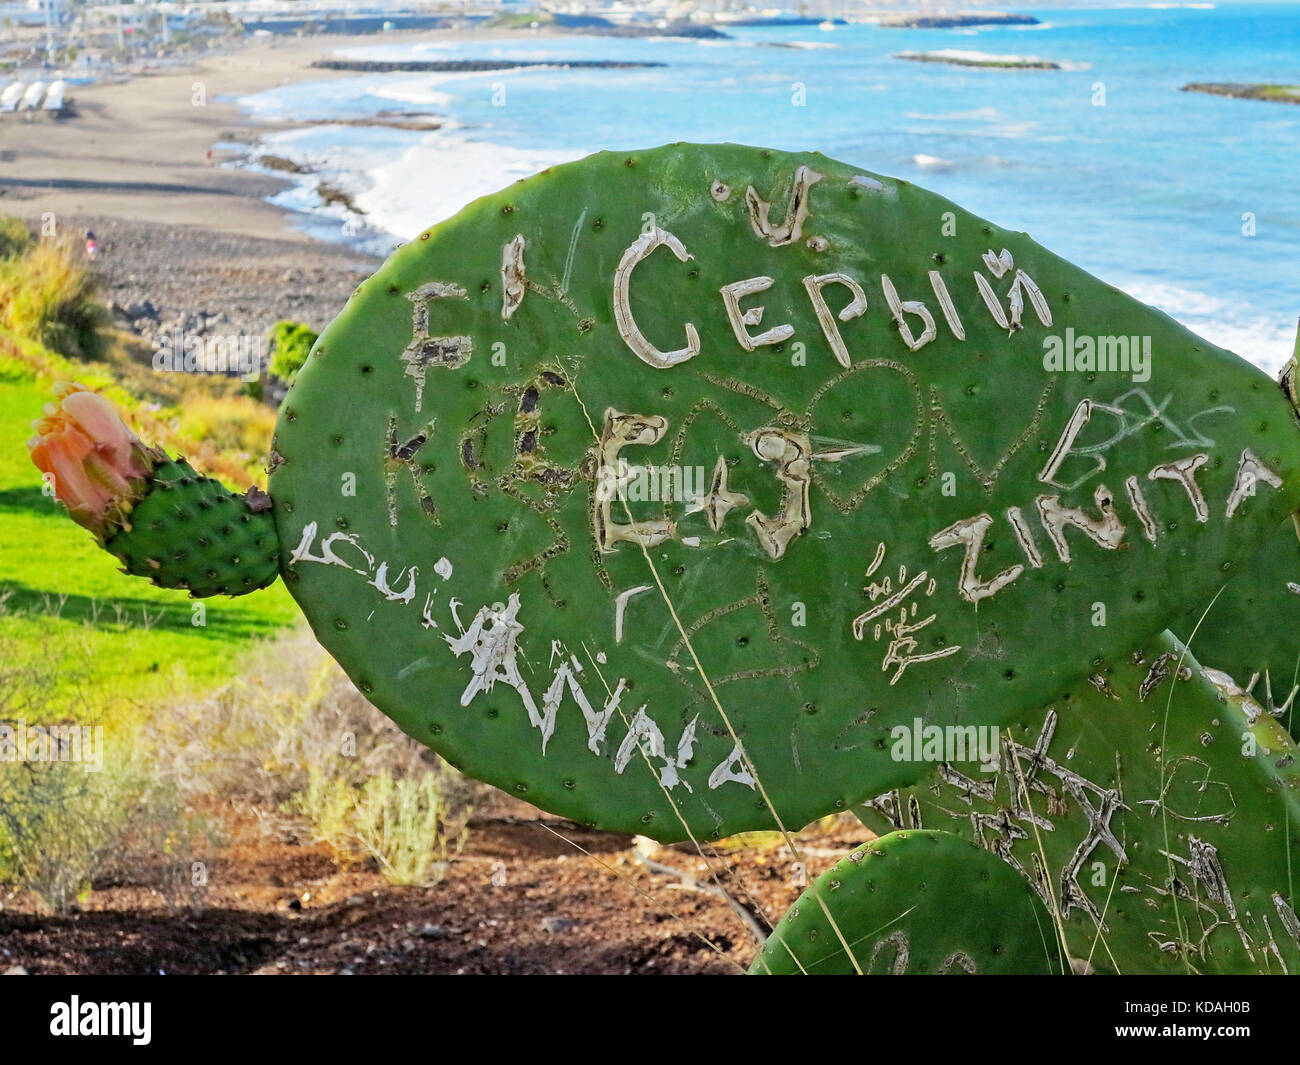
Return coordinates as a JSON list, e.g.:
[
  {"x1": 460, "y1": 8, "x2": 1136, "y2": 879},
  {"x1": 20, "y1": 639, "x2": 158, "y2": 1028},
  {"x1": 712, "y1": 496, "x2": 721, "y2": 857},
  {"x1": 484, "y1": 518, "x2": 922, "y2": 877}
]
[{"x1": 234, "y1": 3, "x2": 1300, "y2": 373}]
